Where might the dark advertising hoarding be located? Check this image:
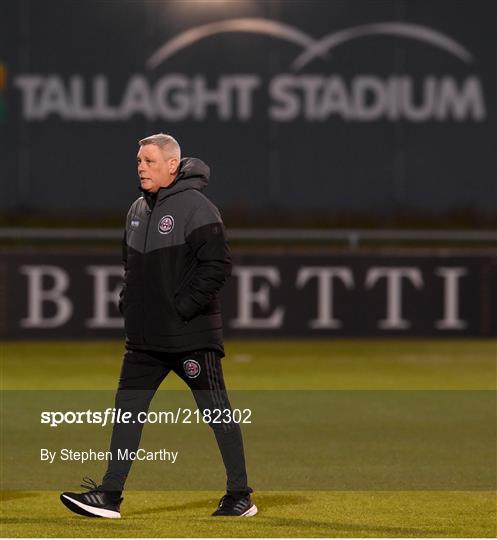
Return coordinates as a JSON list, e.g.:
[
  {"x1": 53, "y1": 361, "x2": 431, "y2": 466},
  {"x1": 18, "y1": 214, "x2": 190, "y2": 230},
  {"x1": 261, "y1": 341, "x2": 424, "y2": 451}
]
[
  {"x1": 1, "y1": 251, "x2": 495, "y2": 338},
  {"x1": 2, "y1": 0, "x2": 496, "y2": 216}
]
